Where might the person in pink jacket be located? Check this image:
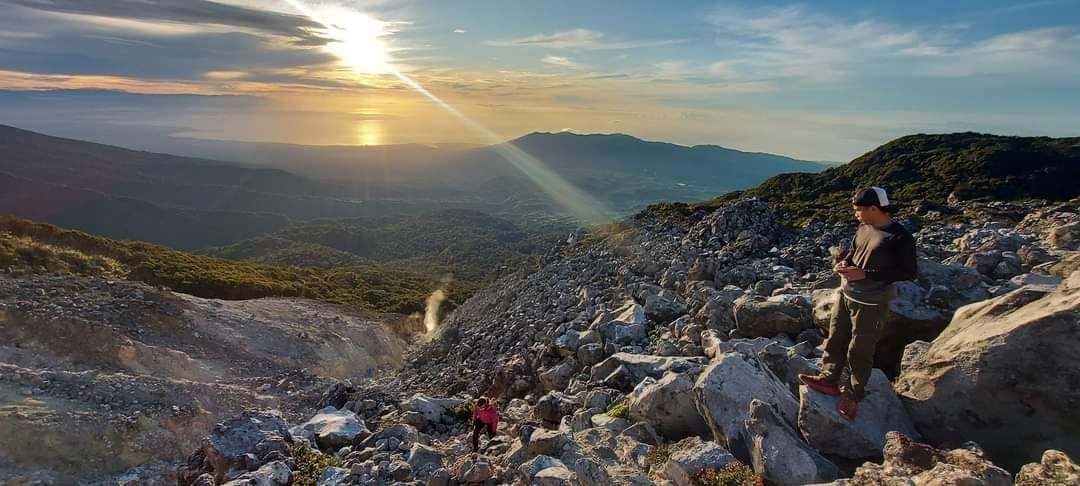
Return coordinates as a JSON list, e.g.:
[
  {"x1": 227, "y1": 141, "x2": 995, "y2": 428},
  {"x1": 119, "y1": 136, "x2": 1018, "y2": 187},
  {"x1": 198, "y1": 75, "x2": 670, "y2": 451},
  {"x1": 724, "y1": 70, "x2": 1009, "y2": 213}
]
[{"x1": 470, "y1": 397, "x2": 499, "y2": 453}]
